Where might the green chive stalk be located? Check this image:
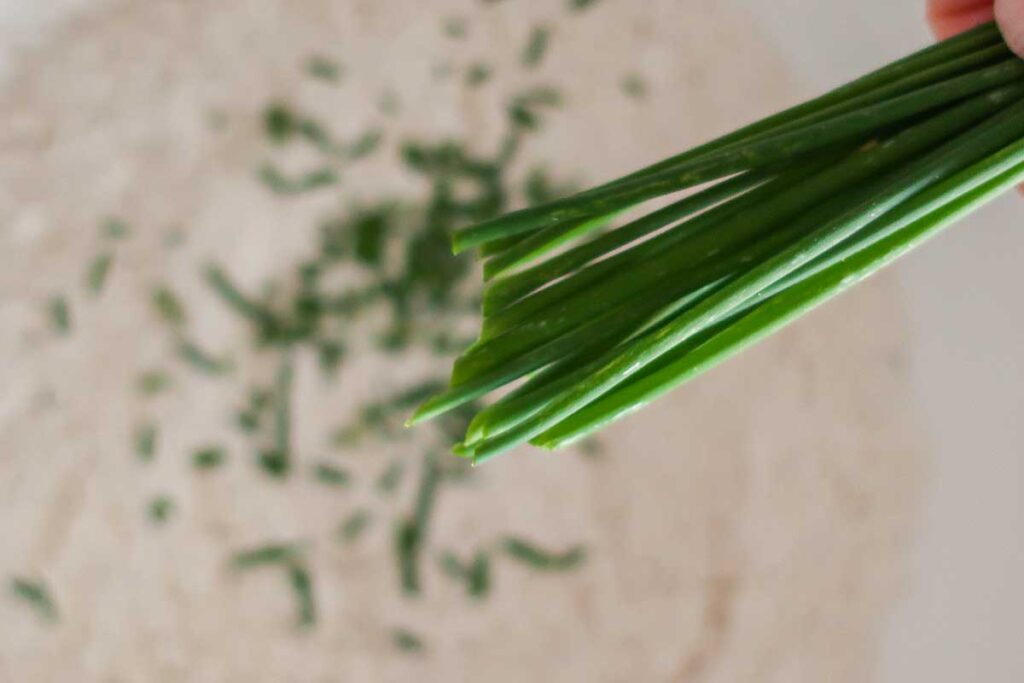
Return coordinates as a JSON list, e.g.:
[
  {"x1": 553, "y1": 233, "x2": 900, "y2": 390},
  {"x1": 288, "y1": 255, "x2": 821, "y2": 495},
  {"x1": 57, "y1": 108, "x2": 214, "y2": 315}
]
[{"x1": 411, "y1": 23, "x2": 1024, "y2": 464}]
